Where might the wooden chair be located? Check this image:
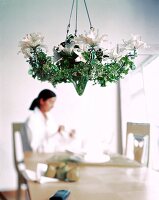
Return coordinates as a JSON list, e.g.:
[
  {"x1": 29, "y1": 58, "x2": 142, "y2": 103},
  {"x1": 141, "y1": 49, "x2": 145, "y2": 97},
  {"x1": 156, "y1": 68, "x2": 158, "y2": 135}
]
[
  {"x1": 12, "y1": 123, "x2": 32, "y2": 200},
  {"x1": 125, "y1": 122, "x2": 150, "y2": 166},
  {"x1": 0, "y1": 192, "x2": 7, "y2": 200}
]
